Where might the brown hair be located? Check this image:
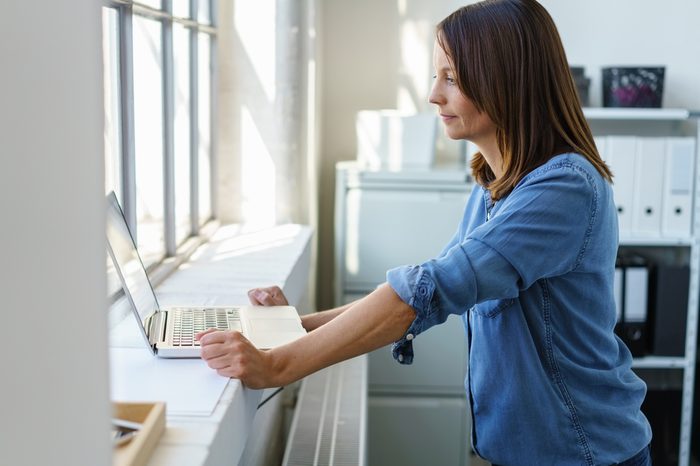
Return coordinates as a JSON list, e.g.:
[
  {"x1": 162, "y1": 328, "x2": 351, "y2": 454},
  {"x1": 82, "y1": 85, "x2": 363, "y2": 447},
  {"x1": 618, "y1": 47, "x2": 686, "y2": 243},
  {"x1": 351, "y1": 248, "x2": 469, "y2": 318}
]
[{"x1": 437, "y1": 0, "x2": 612, "y2": 200}]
